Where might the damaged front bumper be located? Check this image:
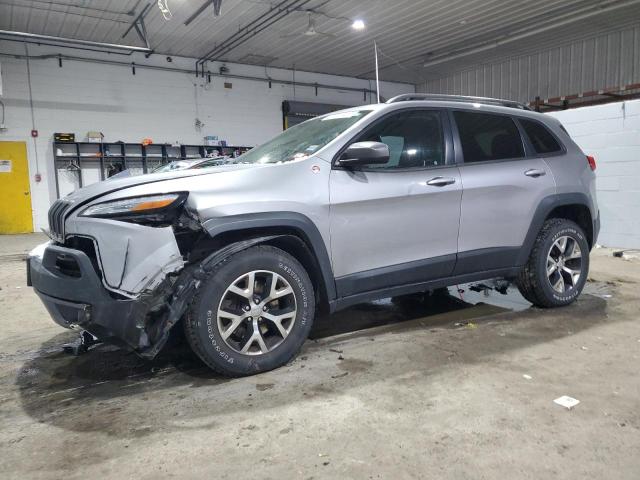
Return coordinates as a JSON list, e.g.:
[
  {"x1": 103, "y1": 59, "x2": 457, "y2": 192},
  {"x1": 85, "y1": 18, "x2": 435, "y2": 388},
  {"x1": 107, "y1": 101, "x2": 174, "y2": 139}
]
[
  {"x1": 28, "y1": 240, "x2": 197, "y2": 358},
  {"x1": 29, "y1": 242, "x2": 156, "y2": 352}
]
